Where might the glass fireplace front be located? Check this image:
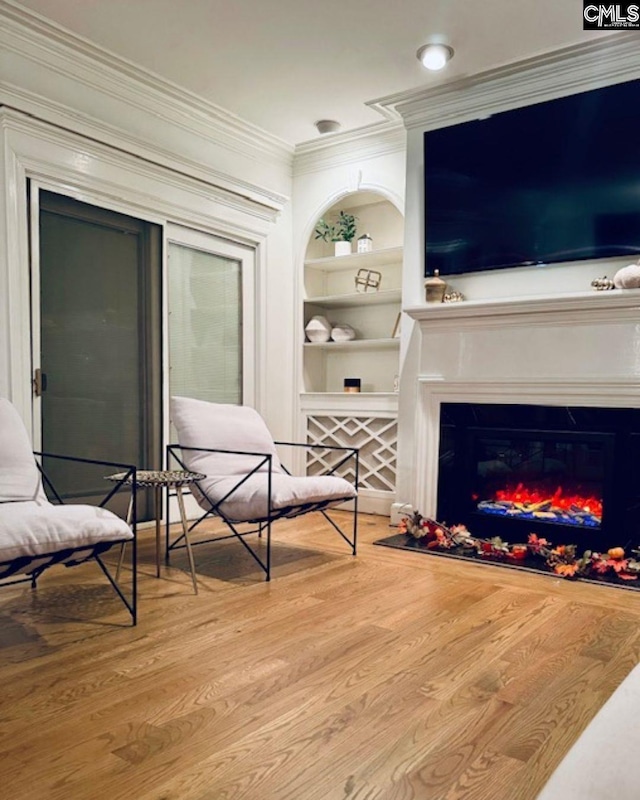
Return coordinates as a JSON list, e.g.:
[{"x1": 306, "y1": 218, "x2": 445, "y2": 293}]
[
  {"x1": 436, "y1": 403, "x2": 640, "y2": 551},
  {"x1": 470, "y1": 429, "x2": 610, "y2": 532}
]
